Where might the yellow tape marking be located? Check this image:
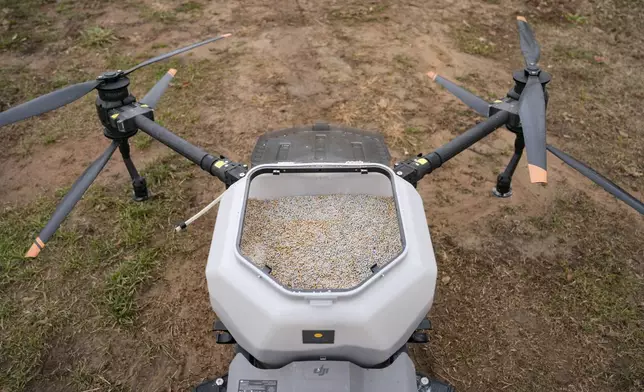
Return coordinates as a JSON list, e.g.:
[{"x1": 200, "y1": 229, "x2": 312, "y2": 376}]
[{"x1": 414, "y1": 158, "x2": 428, "y2": 165}]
